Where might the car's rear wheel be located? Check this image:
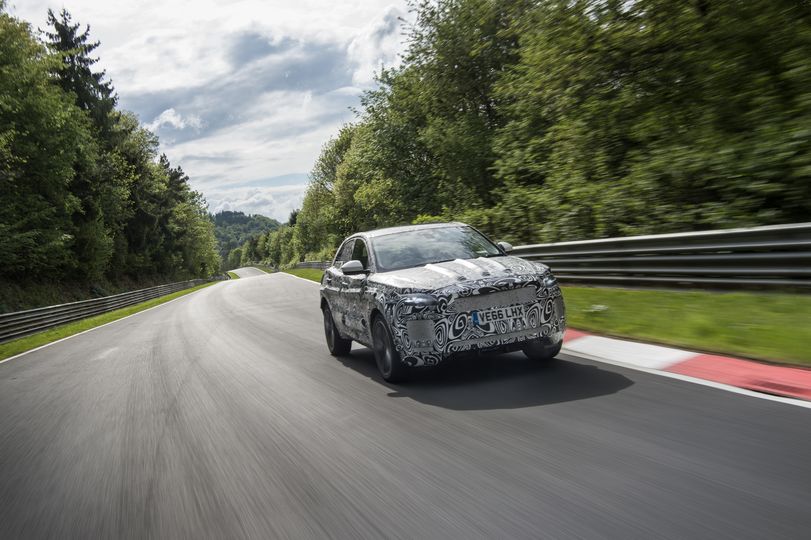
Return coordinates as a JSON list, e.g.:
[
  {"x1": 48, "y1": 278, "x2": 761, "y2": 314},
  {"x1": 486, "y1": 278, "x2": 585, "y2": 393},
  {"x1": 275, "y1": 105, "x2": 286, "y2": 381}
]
[
  {"x1": 523, "y1": 336, "x2": 562, "y2": 363},
  {"x1": 372, "y1": 316, "x2": 407, "y2": 383},
  {"x1": 323, "y1": 305, "x2": 351, "y2": 356}
]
